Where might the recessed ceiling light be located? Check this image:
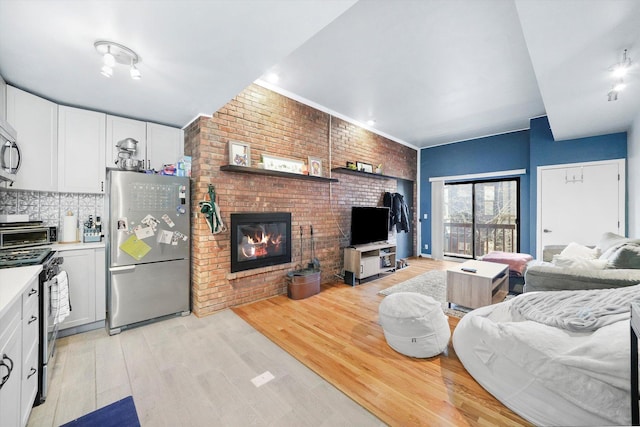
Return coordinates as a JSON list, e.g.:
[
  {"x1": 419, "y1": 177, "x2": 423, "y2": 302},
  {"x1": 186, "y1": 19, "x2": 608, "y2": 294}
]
[
  {"x1": 266, "y1": 72, "x2": 279, "y2": 83},
  {"x1": 366, "y1": 119, "x2": 376, "y2": 126}
]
